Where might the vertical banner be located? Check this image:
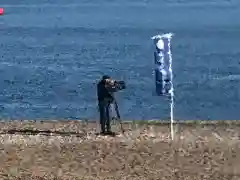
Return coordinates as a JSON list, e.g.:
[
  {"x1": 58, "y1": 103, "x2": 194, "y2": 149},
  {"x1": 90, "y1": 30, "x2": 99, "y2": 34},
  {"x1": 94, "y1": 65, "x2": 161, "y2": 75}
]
[
  {"x1": 152, "y1": 33, "x2": 173, "y2": 96},
  {"x1": 151, "y1": 33, "x2": 174, "y2": 140}
]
